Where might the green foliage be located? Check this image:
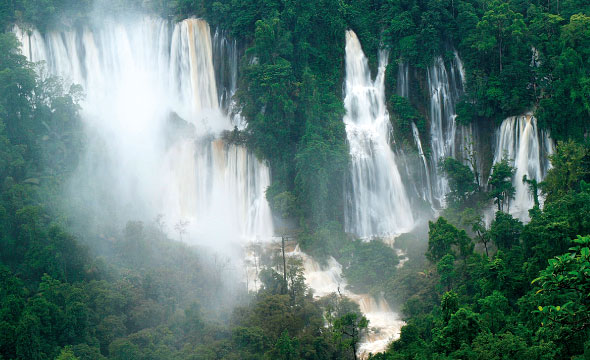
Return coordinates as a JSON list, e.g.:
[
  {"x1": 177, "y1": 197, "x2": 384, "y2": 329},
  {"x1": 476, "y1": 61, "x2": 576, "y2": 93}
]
[
  {"x1": 439, "y1": 157, "x2": 478, "y2": 207},
  {"x1": 434, "y1": 308, "x2": 486, "y2": 354},
  {"x1": 471, "y1": 0, "x2": 526, "y2": 73},
  {"x1": 521, "y1": 184, "x2": 590, "y2": 275},
  {"x1": 268, "y1": 330, "x2": 299, "y2": 360},
  {"x1": 427, "y1": 217, "x2": 473, "y2": 262},
  {"x1": 541, "y1": 140, "x2": 590, "y2": 203},
  {"x1": 536, "y1": 14, "x2": 590, "y2": 141},
  {"x1": 488, "y1": 157, "x2": 516, "y2": 212},
  {"x1": 533, "y1": 236, "x2": 590, "y2": 332},
  {"x1": 265, "y1": 183, "x2": 297, "y2": 220},
  {"x1": 389, "y1": 95, "x2": 425, "y2": 140},
  {"x1": 3, "y1": 1, "x2": 590, "y2": 359},
  {"x1": 489, "y1": 211, "x2": 523, "y2": 251},
  {"x1": 437, "y1": 254, "x2": 457, "y2": 291},
  {"x1": 333, "y1": 312, "x2": 368, "y2": 359},
  {"x1": 339, "y1": 239, "x2": 400, "y2": 294}
]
